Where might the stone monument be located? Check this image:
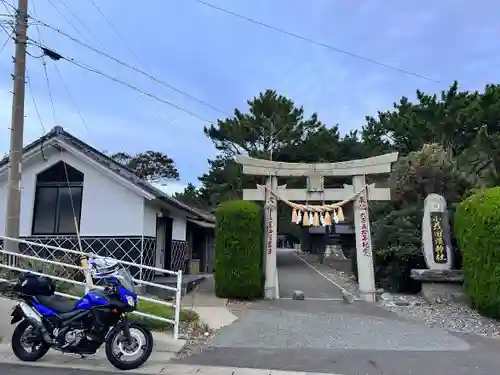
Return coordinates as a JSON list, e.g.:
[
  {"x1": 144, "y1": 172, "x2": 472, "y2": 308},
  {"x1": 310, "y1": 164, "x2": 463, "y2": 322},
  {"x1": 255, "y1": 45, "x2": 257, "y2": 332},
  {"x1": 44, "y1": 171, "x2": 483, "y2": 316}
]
[{"x1": 411, "y1": 194, "x2": 464, "y2": 303}]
